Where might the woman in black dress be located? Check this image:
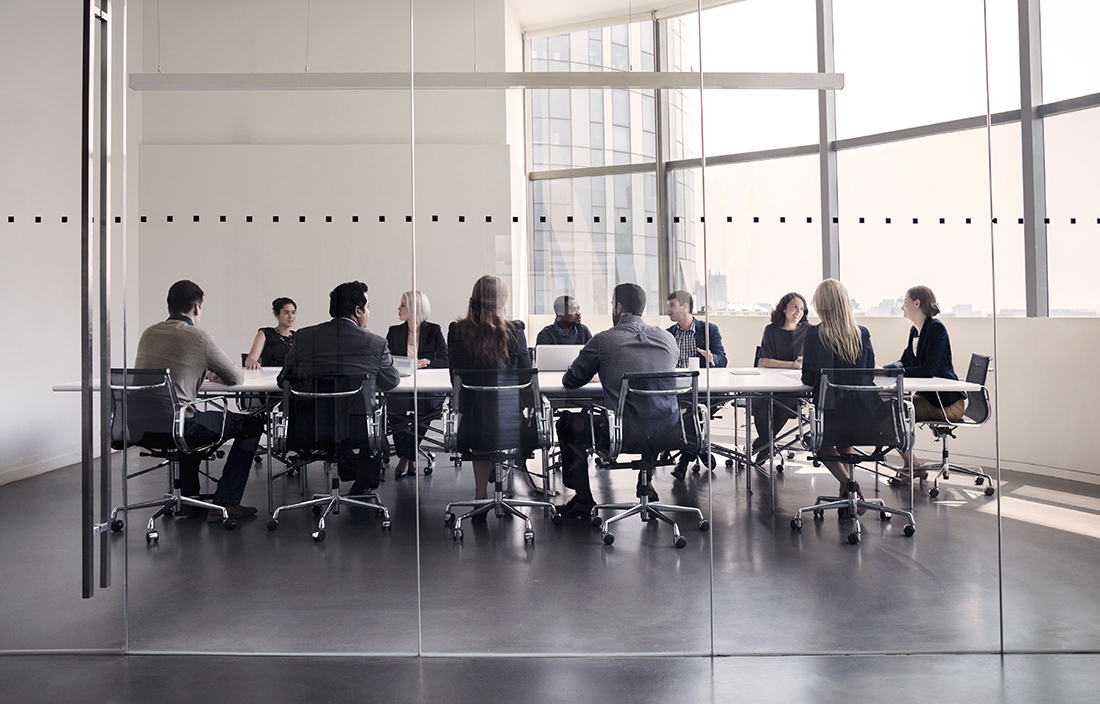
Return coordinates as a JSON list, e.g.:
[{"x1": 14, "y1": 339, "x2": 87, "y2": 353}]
[
  {"x1": 244, "y1": 297, "x2": 296, "y2": 369},
  {"x1": 447, "y1": 275, "x2": 531, "y2": 502},
  {"x1": 385, "y1": 290, "x2": 448, "y2": 478},
  {"x1": 751, "y1": 292, "x2": 809, "y2": 462}
]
